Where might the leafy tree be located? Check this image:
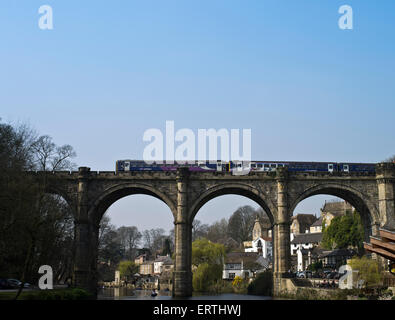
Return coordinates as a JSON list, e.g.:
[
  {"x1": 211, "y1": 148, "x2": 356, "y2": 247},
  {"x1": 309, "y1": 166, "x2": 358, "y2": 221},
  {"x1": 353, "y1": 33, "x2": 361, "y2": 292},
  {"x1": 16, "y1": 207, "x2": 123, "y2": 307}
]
[
  {"x1": 322, "y1": 210, "x2": 364, "y2": 252},
  {"x1": 191, "y1": 238, "x2": 225, "y2": 292},
  {"x1": 192, "y1": 238, "x2": 225, "y2": 266},
  {"x1": 118, "y1": 260, "x2": 139, "y2": 280},
  {"x1": 192, "y1": 263, "x2": 223, "y2": 292},
  {"x1": 247, "y1": 271, "x2": 273, "y2": 296},
  {"x1": 348, "y1": 256, "x2": 383, "y2": 288}
]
